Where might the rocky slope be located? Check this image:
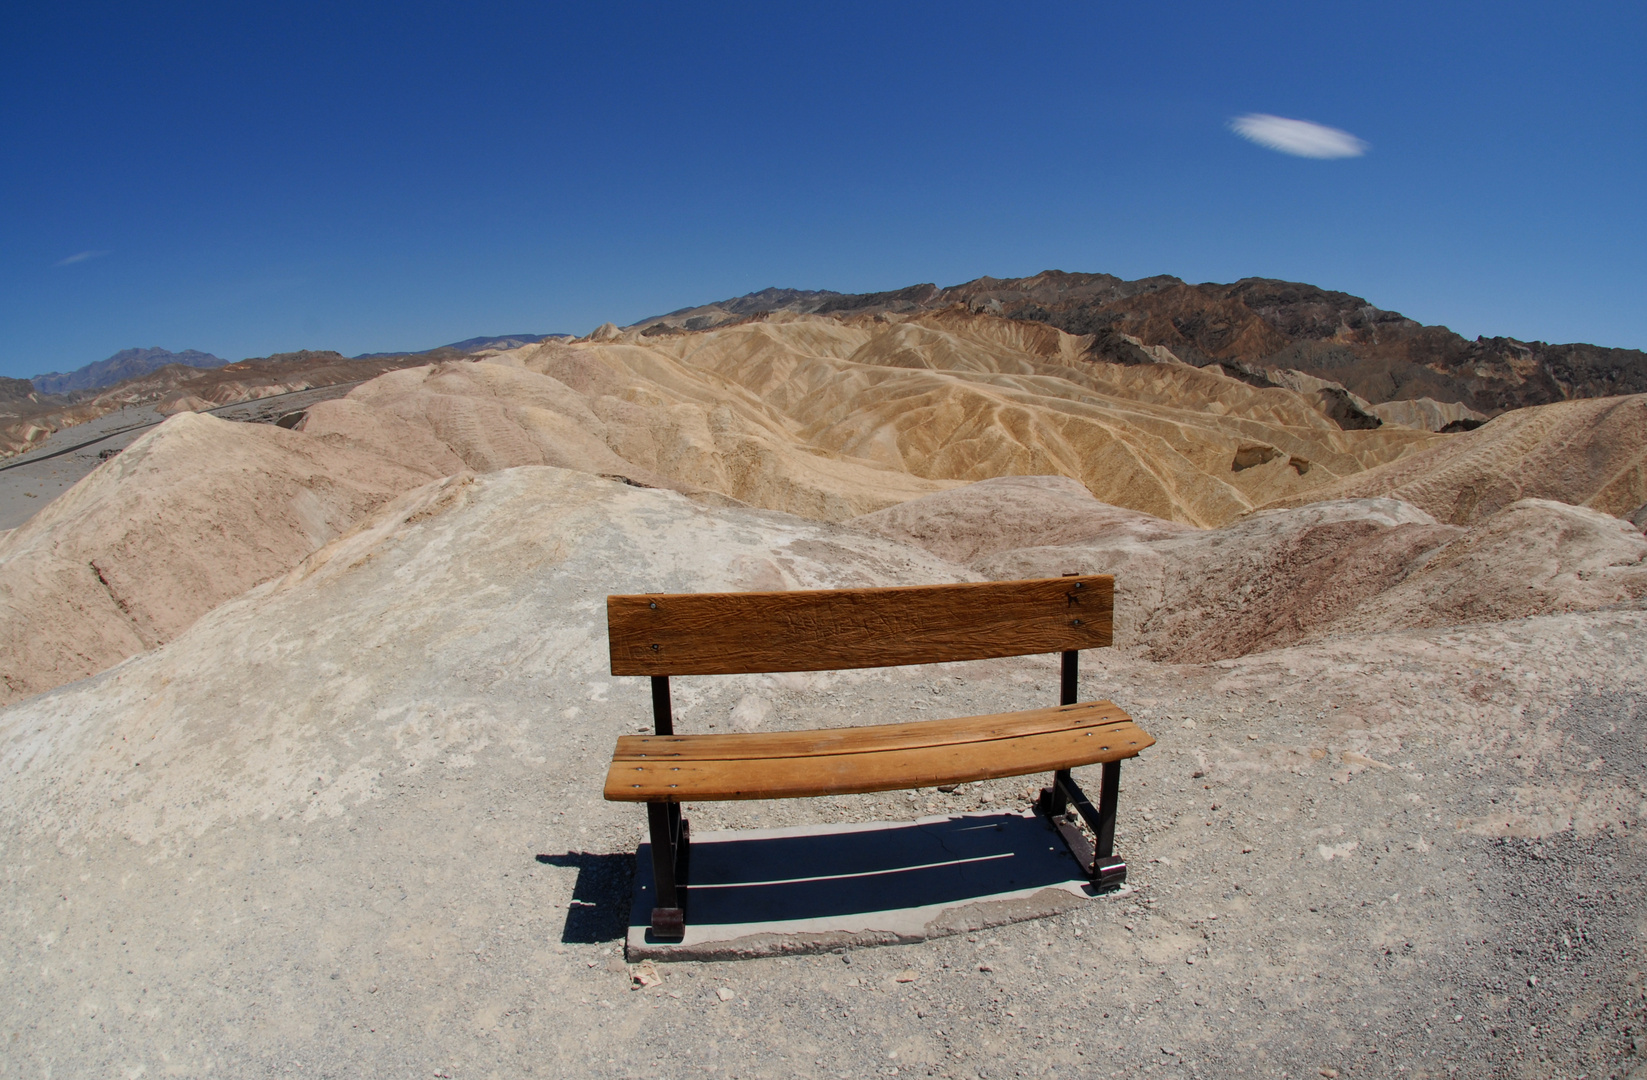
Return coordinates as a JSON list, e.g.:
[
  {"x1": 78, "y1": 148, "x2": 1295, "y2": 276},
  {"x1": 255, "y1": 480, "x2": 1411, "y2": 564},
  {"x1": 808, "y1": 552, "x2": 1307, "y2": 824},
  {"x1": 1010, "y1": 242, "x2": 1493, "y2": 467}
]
[
  {"x1": 2, "y1": 466, "x2": 1642, "y2": 1077},
  {"x1": 0, "y1": 413, "x2": 433, "y2": 705},
  {"x1": 12, "y1": 311, "x2": 1647, "y2": 706},
  {"x1": 633, "y1": 271, "x2": 1647, "y2": 416},
  {"x1": 852, "y1": 476, "x2": 1647, "y2": 663},
  {"x1": 1261, "y1": 393, "x2": 1647, "y2": 525}
]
